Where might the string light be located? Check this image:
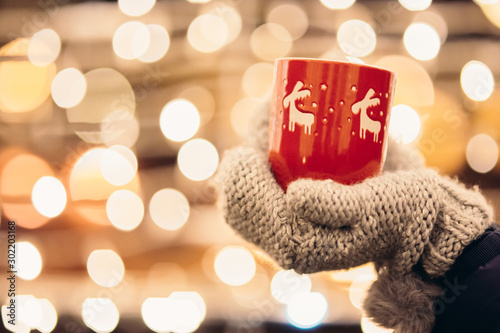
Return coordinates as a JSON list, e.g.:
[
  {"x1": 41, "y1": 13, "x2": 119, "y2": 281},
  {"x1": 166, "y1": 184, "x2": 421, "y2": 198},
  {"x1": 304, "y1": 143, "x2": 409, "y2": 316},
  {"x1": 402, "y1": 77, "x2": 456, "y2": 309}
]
[
  {"x1": 399, "y1": 0, "x2": 432, "y2": 11},
  {"x1": 338, "y1": 20, "x2": 377, "y2": 57},
  {"x1": 320, "y1": 0, "x2": 356, "y2": 10},
  {"x1": 403, "y1": 22, "x2": 441, "y2": 61},
  {"x1": 389, "y1": 104, "x2": 421, "y2": 144},
  {"x1": 466, "y1": 134, "x2": 499, "y2": 173},
  {"x1": 82, "y1": 298, "x2": 120, "y2": 333},
  {"x1": 142, "y1": 294, "x2": 206, "y2": 333},
  {"x1": 267, "y1": 3, "x2": 309, "y2": 40},
  {"x1": 67, "y1": 68, "x2": 135, "y2": 144},
  {"x1": 106, "y1": 189, "x2": 144, "y2": 231},
  {"x1": 178, "y1": 86, "x2": 215, "y2": 125},
  {"x1": 187, "y1": 14, "x2": 228, "y2": 53},
  {"x1": 139, "y1": 24, "x2": 170, "y2": 63},
  {"x1": 87, "y1": 249, "x2": 125, "y2": 287},
  {"x1": 250, "y1": 23, "x2": 292, "y2": 61},
  {"x1": 118, "y1": 0, "x2": 156, "y2": 17},
  {"x1": 149, "y1": 188, "x2": 190, "y2": 231},
  {"x1": 113, "y1": 21, "x2": 151, "y2": 60},
  {"x1": 361, "y1": 316, "x2": 394, "y2": 333},
  {"x1": 460, "y1": 60, "x2": 494, "y2": 101},
  {"x1": 214, "y1": 246, "x2": 256, "y2": 286},
  {"x1": 36, "y1": 299, "x2": 58, "y2": 333},
  {"x1": 271, "y1": 270, "x2": 312, "y2": 304},
  {"x1": 31, "y1": 176, "x2": 67, "y2": 218},
  {"x1": 286, "y1": 292, "x2": 328, "y2": 329},
  {"x1": 177, "y1": 139, "x2": 219, "y2": 181},
  {"x1": 100, "y1": 145, "x2": 138, "y2": 186},
  {"x1": 16, "y1": 242, "x2": 43, "y2": 280},
  {"x1": 28, "y1": 29, "x2": 61, "y2": 66},
  {"x1": 159, "y1": 99, "x2": 200, "y2": 142},
  {"x1": 51, "y1": 68, "x2": 87, "y2": 108}
]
